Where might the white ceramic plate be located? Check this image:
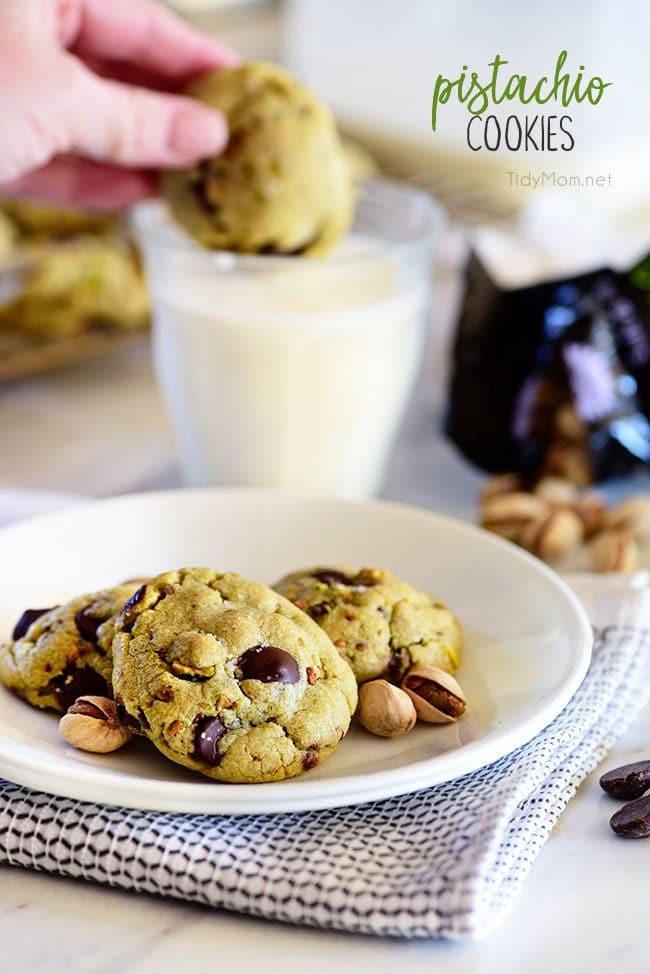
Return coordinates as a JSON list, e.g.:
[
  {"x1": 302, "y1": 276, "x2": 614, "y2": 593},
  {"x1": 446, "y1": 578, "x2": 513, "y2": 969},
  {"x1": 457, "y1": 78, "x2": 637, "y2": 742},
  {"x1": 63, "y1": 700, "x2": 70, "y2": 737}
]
[{"x1": 0, "y1": 489, "x2": 592, "y2": 815}]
